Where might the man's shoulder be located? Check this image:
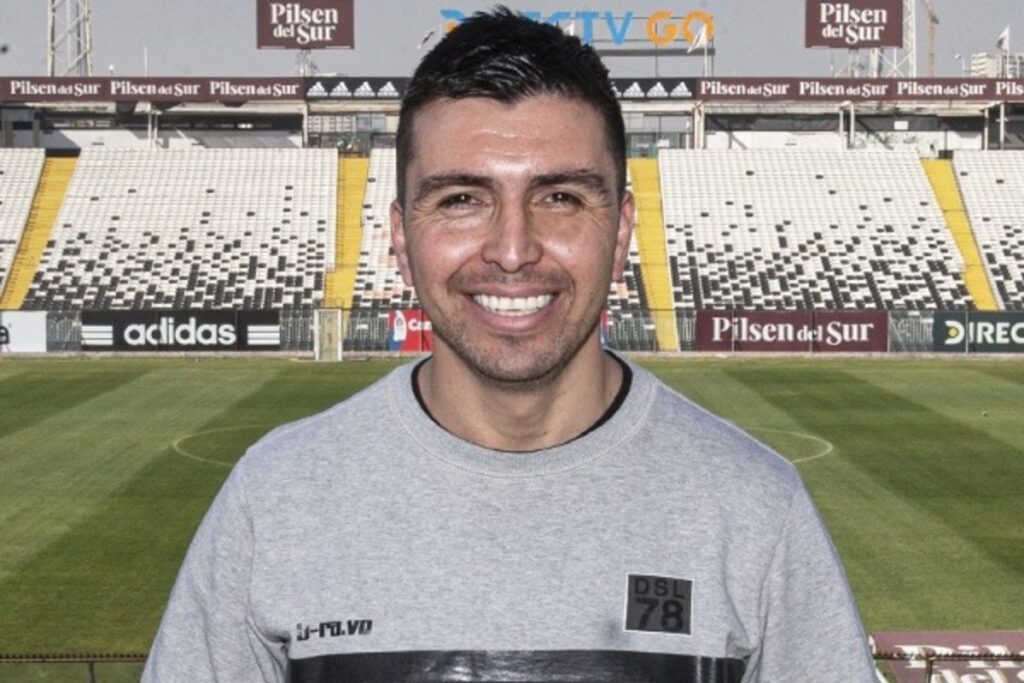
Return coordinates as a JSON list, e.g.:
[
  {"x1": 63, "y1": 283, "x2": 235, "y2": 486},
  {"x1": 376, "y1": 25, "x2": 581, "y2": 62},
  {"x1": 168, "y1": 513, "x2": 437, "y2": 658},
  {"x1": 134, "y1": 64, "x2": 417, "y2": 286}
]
[
  {"x1": 238, "y1": 363, "x2": 409, "y2": 474},
  {"x1": 634, "y1": 364, "x2": 803, "y2": 493}
]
